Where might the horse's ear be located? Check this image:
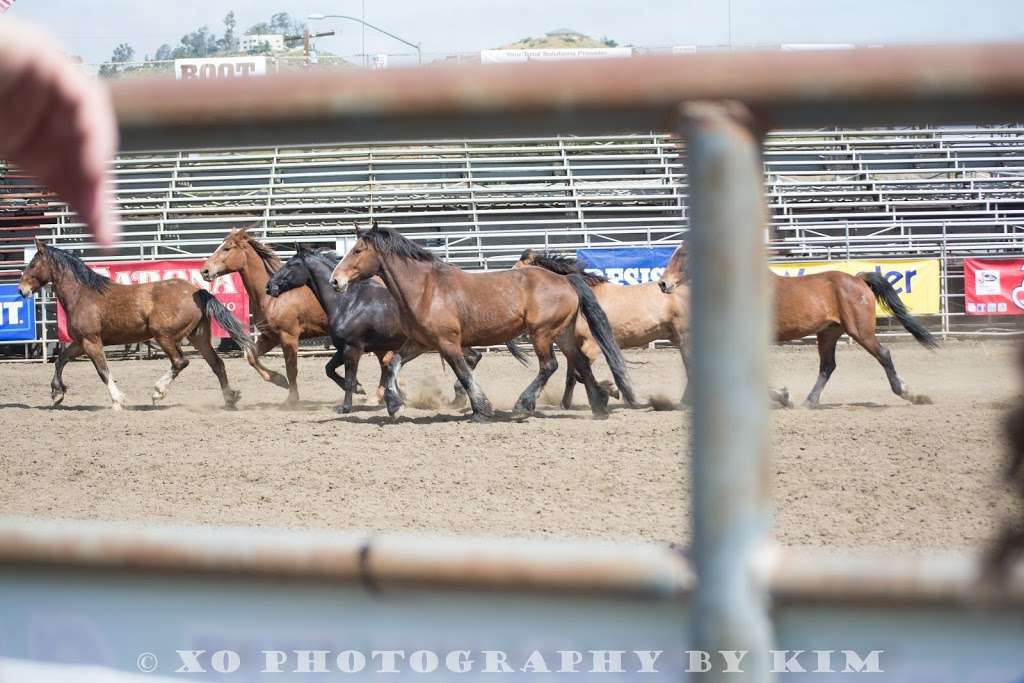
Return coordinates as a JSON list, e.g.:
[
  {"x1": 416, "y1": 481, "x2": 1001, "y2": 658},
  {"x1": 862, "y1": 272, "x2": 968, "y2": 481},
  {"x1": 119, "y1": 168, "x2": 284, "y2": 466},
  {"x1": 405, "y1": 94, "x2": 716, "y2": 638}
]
[
  {"x1": 33, "y1": 237, "x2": 46, "y2": 252},
  {"x1": 354, "y1": 223, "x2": 364, "y2": 238}
]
